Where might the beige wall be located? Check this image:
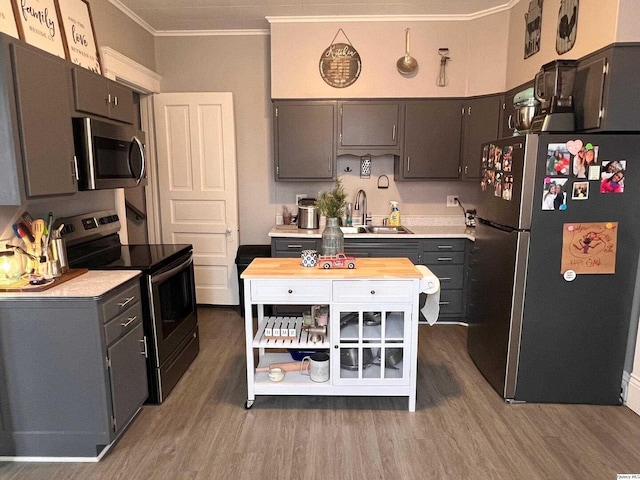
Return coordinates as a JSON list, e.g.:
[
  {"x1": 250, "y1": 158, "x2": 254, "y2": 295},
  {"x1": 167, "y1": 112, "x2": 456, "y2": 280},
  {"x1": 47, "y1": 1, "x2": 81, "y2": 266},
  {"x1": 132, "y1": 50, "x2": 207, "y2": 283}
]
[
  {"x1": 270, "y1": 14, "x2": 510, "y2": 99},
  {"x1": 154, "y1": 35, "x2": 273, "y2": 245},
  {"x1": 504, "y1": 0, "x2": 620, "y2": 90}
]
